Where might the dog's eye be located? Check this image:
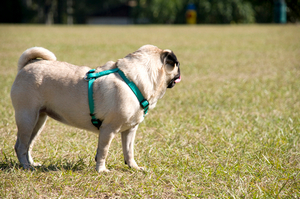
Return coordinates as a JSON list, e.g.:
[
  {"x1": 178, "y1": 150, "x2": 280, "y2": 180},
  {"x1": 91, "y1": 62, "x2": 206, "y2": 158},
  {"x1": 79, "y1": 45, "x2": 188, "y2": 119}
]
[
  {"x1": 161, "y1": 50, "x2": 179, "y2": 67},
  {"x1": 166, "y1": 54, "x2": 178, "y2": 67},
  {"x1": 166, "y1": 60, "x2": 175, "y2": 66}
]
